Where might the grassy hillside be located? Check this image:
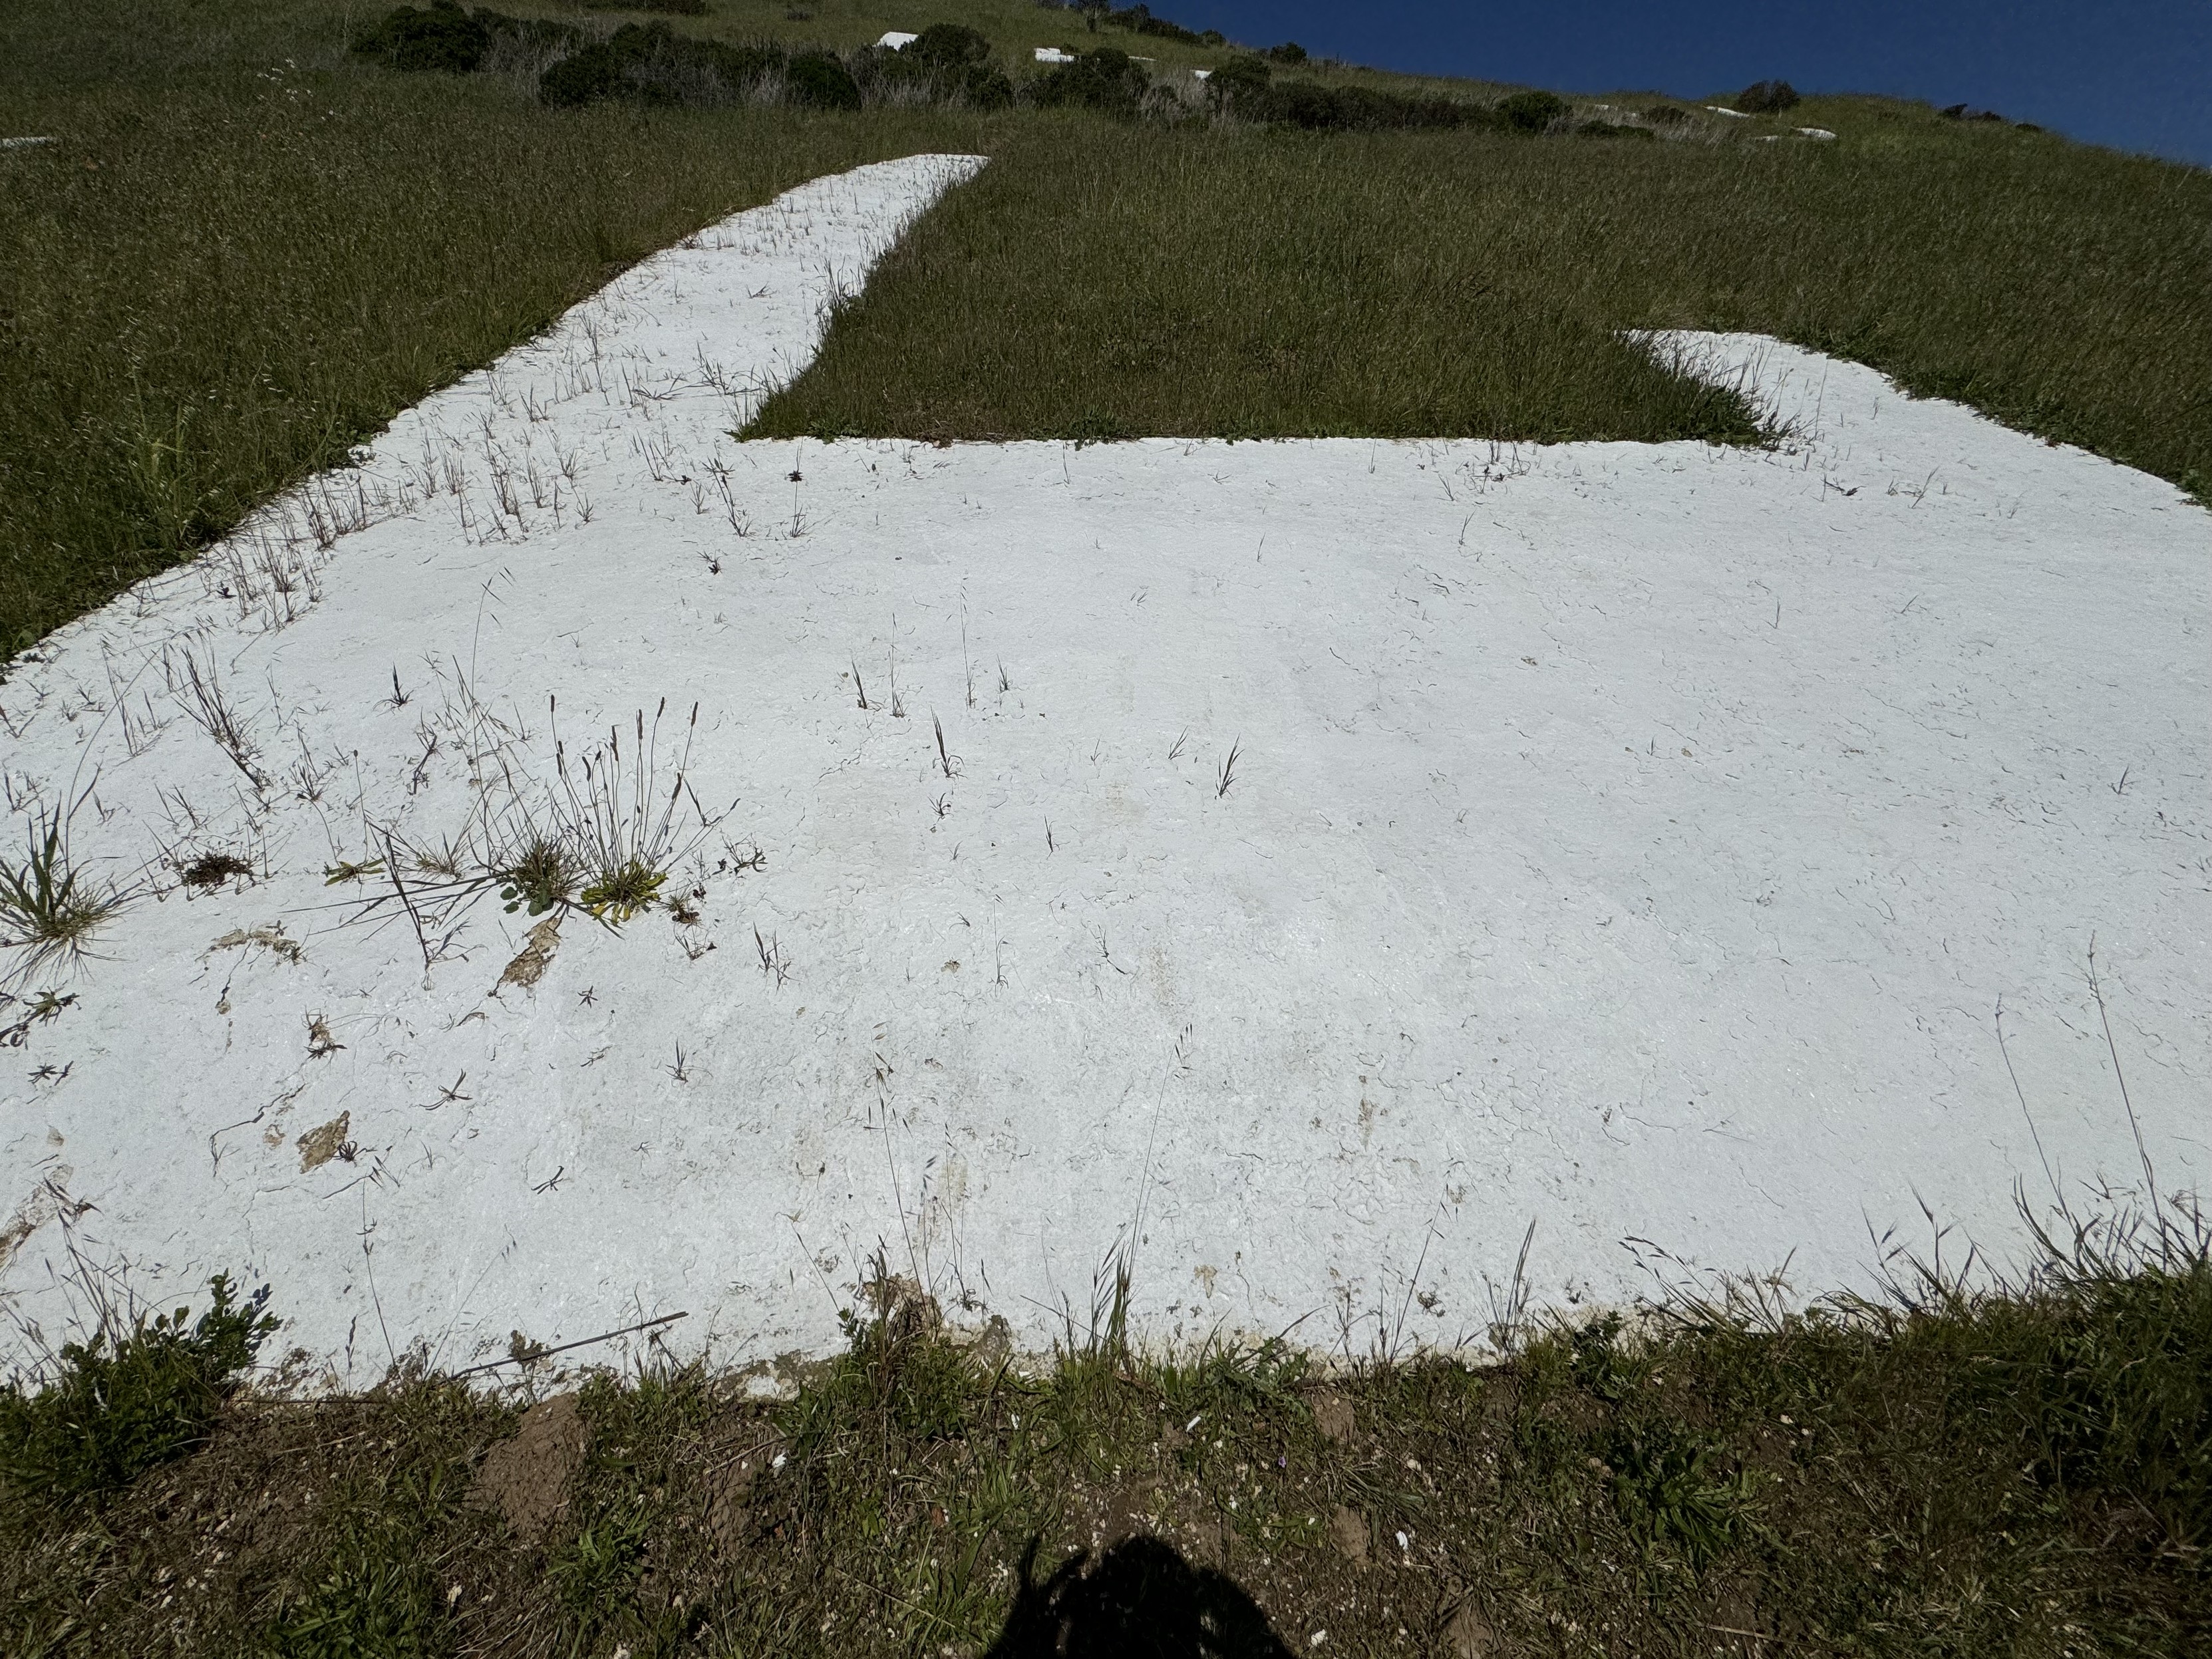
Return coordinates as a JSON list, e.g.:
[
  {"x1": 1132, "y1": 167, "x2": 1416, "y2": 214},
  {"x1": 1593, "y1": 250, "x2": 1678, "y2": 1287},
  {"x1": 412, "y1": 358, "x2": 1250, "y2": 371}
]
[
  {"x1": 750, "y1": 108, "x2": 2212, "y2": 456},
  {"x1": 0, "y1": 0, "x2": 991, "y2": 655},
  {"x1": 2, "y1": 0, "x2": 2206, "y2": 655}
]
